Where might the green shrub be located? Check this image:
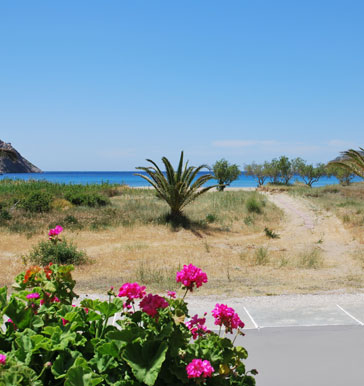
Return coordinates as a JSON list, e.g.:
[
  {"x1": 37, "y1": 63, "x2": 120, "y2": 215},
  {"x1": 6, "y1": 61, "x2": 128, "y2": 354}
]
[
  {"x1": 245, "y1": 196, "x2": 263, "y2": 214},
  {"x1": 64, "y1": 192, "x2": 109, "y2": 207},
  {"x1": 206, "y1": 213, "x2": 217, "y2": 223},
  {"x1": 21, "y1": 191, "x2": 53, "y2": 213},
  {"x1": 0, "y1": 264, "x2": 257, "y2": 385},
  {"x1": 25, "y1": 239, "x2": 86, "y2": 266},
  {"x1": 63, "y1": 214, "x2": 79, "y2": 225},
  {"x1": 0, "y1": 208, "x2": 11, "y2": 221},
  {"x1": 264, "y1": 227, "x2": 280, "y2": 239}
]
